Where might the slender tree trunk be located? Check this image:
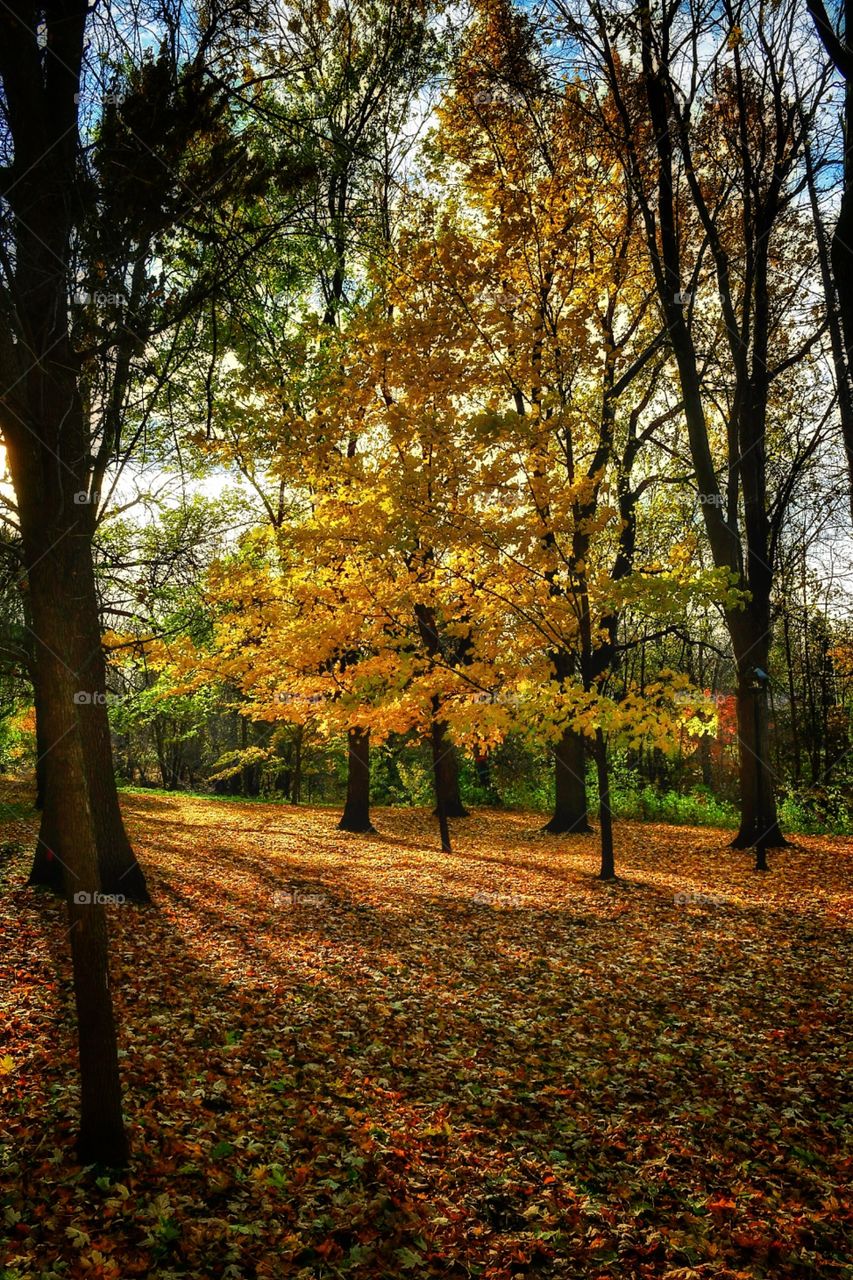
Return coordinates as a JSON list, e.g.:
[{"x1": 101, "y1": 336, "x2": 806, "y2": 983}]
[
  {"x1": 782, "y1": 604, "x2": 802, "y2": 783},
  {"x1": 751, "y1": 677, "x2": 770, "y2": 874},
  {"x1": 814, "y1": 632, "x2": 824, "y2": 778},
  {"x1": 804, "y1": 132, "x2": 853, "y2": 528},
  {"x1": 594, "y1": 729, "x2": 615, "y2": 881},
  {"x1": 338, "y1": 727, "x2": 375, "y2": 832},
  {"x1": 699, "y1": 734, "x2": 713, "y2": 788},
  {"x1": 292, "y1": 726, "x2": 302, "y2": 804},
  {"x1": 413, "y1": 603, "x2": 469, "y2": 820},
  {"x1": 240, "y1": 715, "x2": 249, "y2": 795},
  {"x1": 542, "y1": 726, "x2": 592, "y2": 833},
  {"x1": 474, "y1": 750, "x2": 492, "y2": 792},
  {"x1": 830, "y1": 3, "x2": 853, "y2": 527},
  {"x1": 430, "y1": 713, "x2": 452, "y2": 854},
  {"x1": 153, "y1": 714, "x2": 169, "y2": 788}
]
